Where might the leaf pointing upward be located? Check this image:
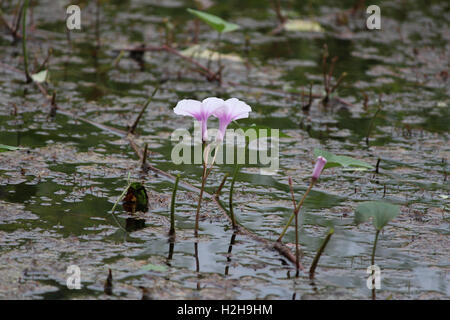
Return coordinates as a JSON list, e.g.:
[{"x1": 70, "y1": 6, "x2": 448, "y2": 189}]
[{"x1": 187, "y1": 8, "x2": 240, "y2": 33}]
